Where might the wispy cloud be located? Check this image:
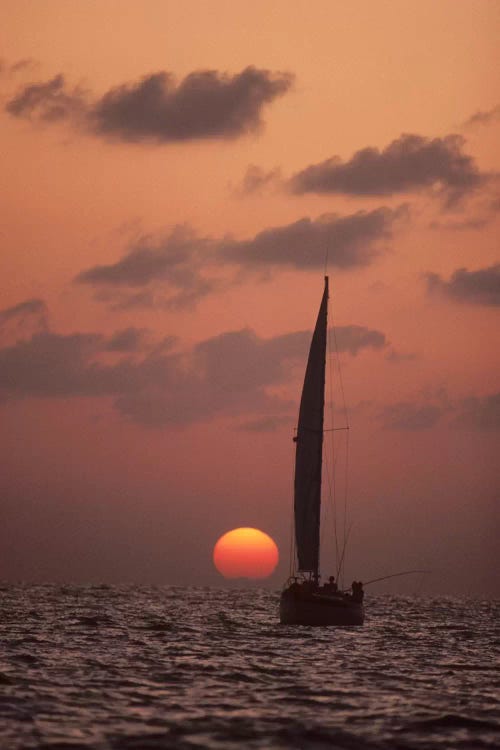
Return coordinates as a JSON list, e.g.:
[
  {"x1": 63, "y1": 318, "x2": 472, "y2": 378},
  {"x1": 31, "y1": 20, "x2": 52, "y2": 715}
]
[
  {"x1": 0, "y1": 298, "x2": 49, "y2": 345},
  {"x1": 463, "y1": 103, "x2": 500, "y2": 129},
  {"x1": 6, "y1": 74, "x2": 87, "y2": 122},
  {"x1": 0, "y1": 57, "x2": 38, "y2": 77},
  {"x1": 0, "y1": 298, "x2": 48, "y2": 327},
  {"x1": 379, "y1": 401, "x2": 446, "y2": 430},
  {"x1": 379, "y1": 388, "x2": 500, "y2": 432},
  {"x1": 235, "y1": 164, "x2": 282, "y2": 195},
  {"x1": 452, "y1": 393, "x2": 500, "y2": 431}
]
